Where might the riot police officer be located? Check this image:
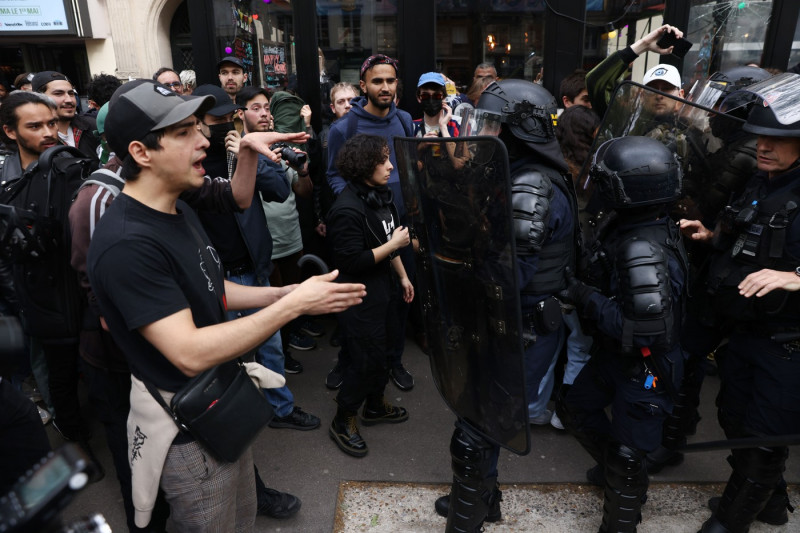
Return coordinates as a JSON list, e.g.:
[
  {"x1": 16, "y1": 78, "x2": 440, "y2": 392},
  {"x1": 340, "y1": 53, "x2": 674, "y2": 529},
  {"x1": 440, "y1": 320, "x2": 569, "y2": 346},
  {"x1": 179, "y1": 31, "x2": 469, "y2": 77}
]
[
  {"x1": 558, "y1": 136, "x2": 689, "y2": 533},
  {"x1": 433, "y1": 79, "x2": 578, "y2": 532},
  {"x1": 647, "y1": 66, "x2": 772, "y2": 474},
  {"x1": 683, "y1": 98, "x2": 800, "y2": 533}
]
